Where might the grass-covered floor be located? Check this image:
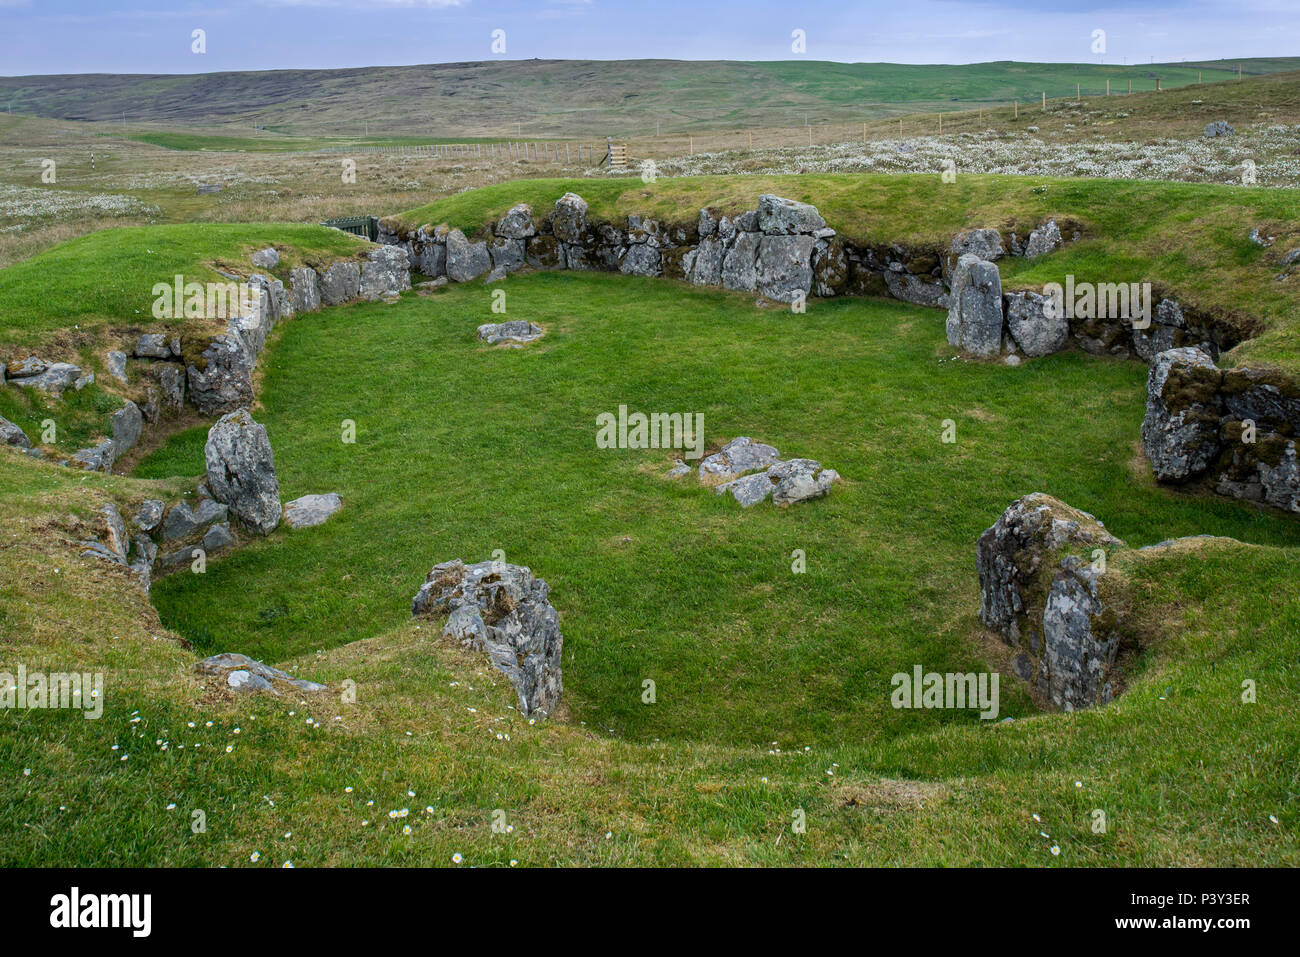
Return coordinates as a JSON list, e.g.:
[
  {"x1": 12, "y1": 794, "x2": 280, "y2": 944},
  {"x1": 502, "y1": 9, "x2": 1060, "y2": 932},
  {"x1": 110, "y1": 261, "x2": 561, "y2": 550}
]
[
  {"x1": 4, "y1": 272, "x2": 1299, "y2": 865},
  {"x1": 138, "y1": 272, "x2": 1300, "y2": 744}
]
